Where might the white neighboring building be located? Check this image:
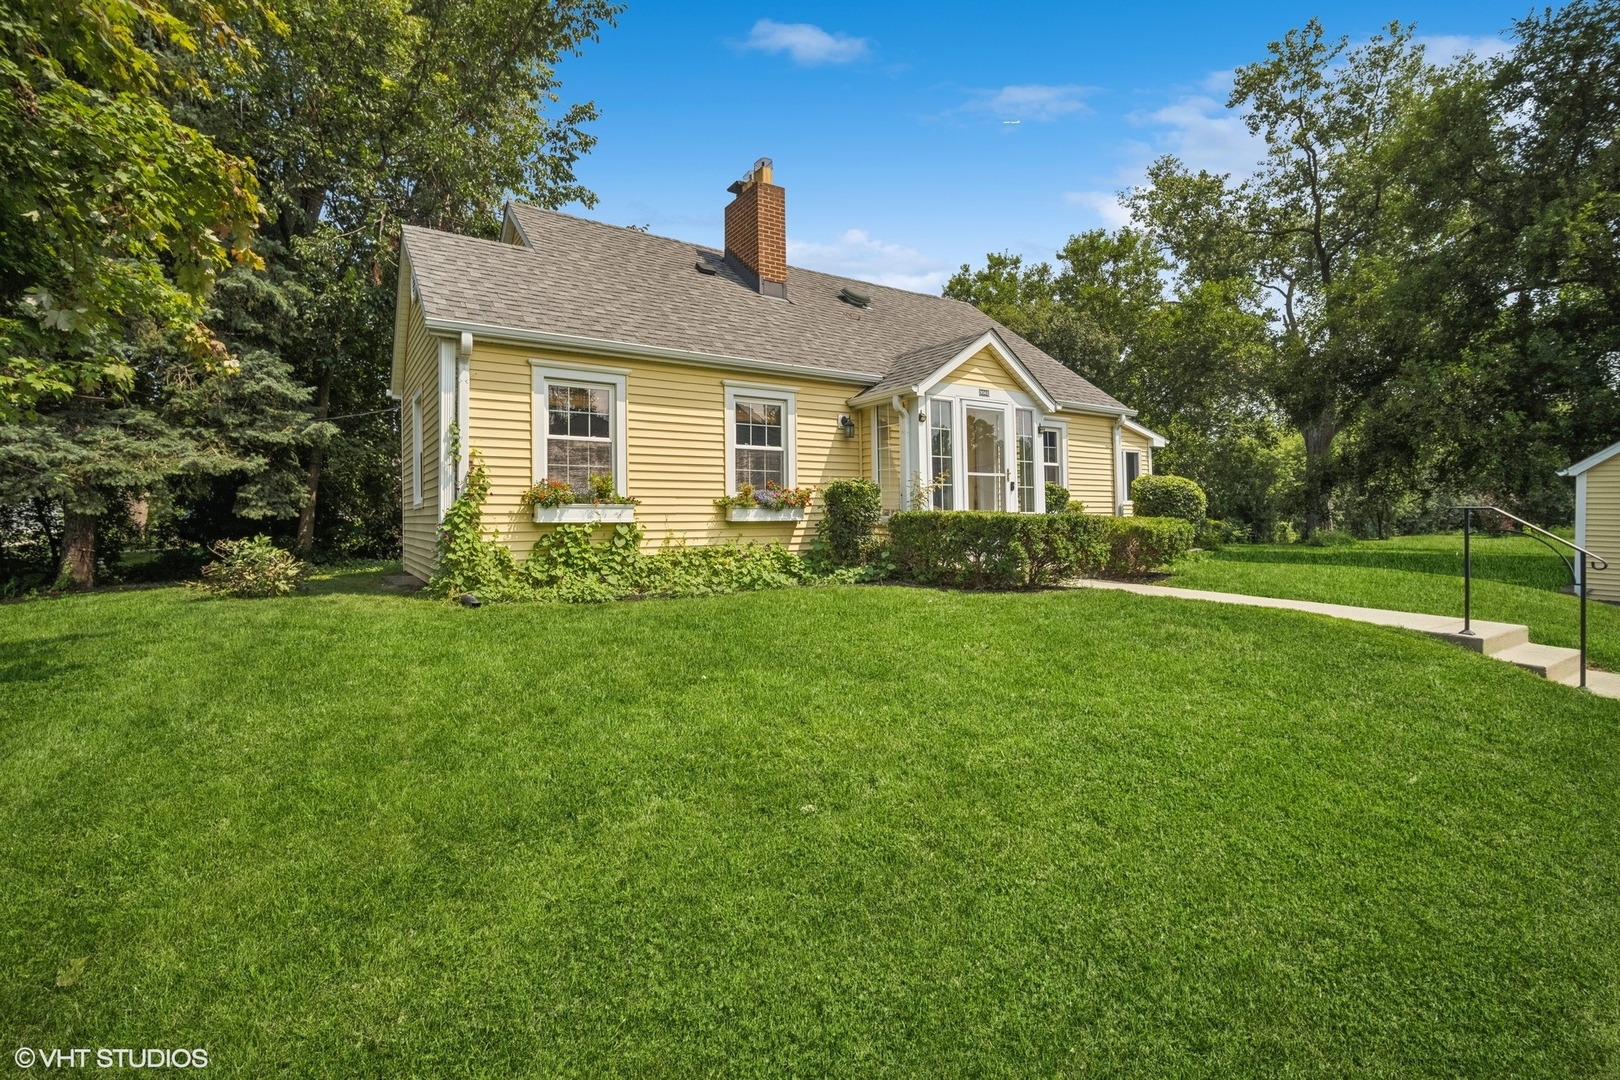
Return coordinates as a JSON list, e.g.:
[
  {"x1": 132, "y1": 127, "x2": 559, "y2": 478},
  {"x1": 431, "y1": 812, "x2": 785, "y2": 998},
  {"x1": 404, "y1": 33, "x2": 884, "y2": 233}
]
[{"x1": 1558, "y1": 441, "x2": 1620, "y2": 601}]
